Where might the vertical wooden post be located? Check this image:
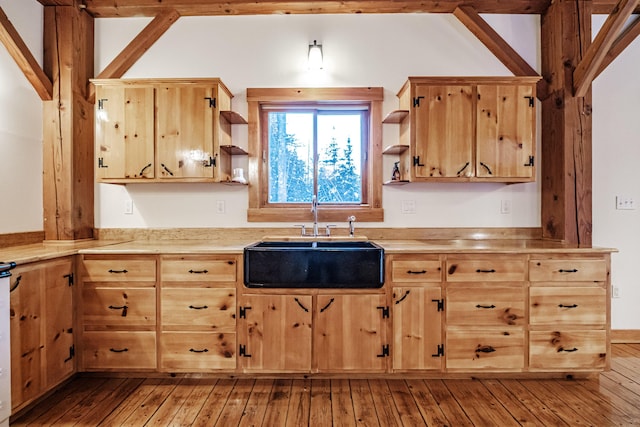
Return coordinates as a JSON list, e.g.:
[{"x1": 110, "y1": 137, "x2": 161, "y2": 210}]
[
  {"x1": 540, "y1": 0, "x2": 593, "y2": 245},
  {"x1": 42, "y1": 5, "x2": 94, "y2": 241}
]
